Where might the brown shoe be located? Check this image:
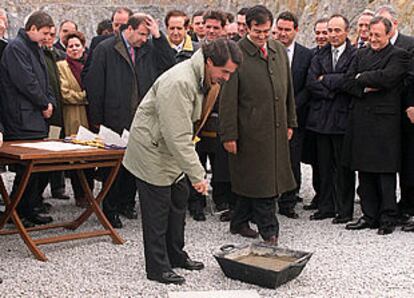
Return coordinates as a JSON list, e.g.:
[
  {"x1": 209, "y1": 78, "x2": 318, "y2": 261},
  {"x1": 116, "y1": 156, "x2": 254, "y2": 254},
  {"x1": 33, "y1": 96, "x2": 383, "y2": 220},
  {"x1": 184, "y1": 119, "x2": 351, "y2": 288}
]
[
  {"x1": 230, "y1": 225, "x2": 259, "y2": 238},
  {"x1": 264, "y1": 235, "x2": 278, "y2": 246}
]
